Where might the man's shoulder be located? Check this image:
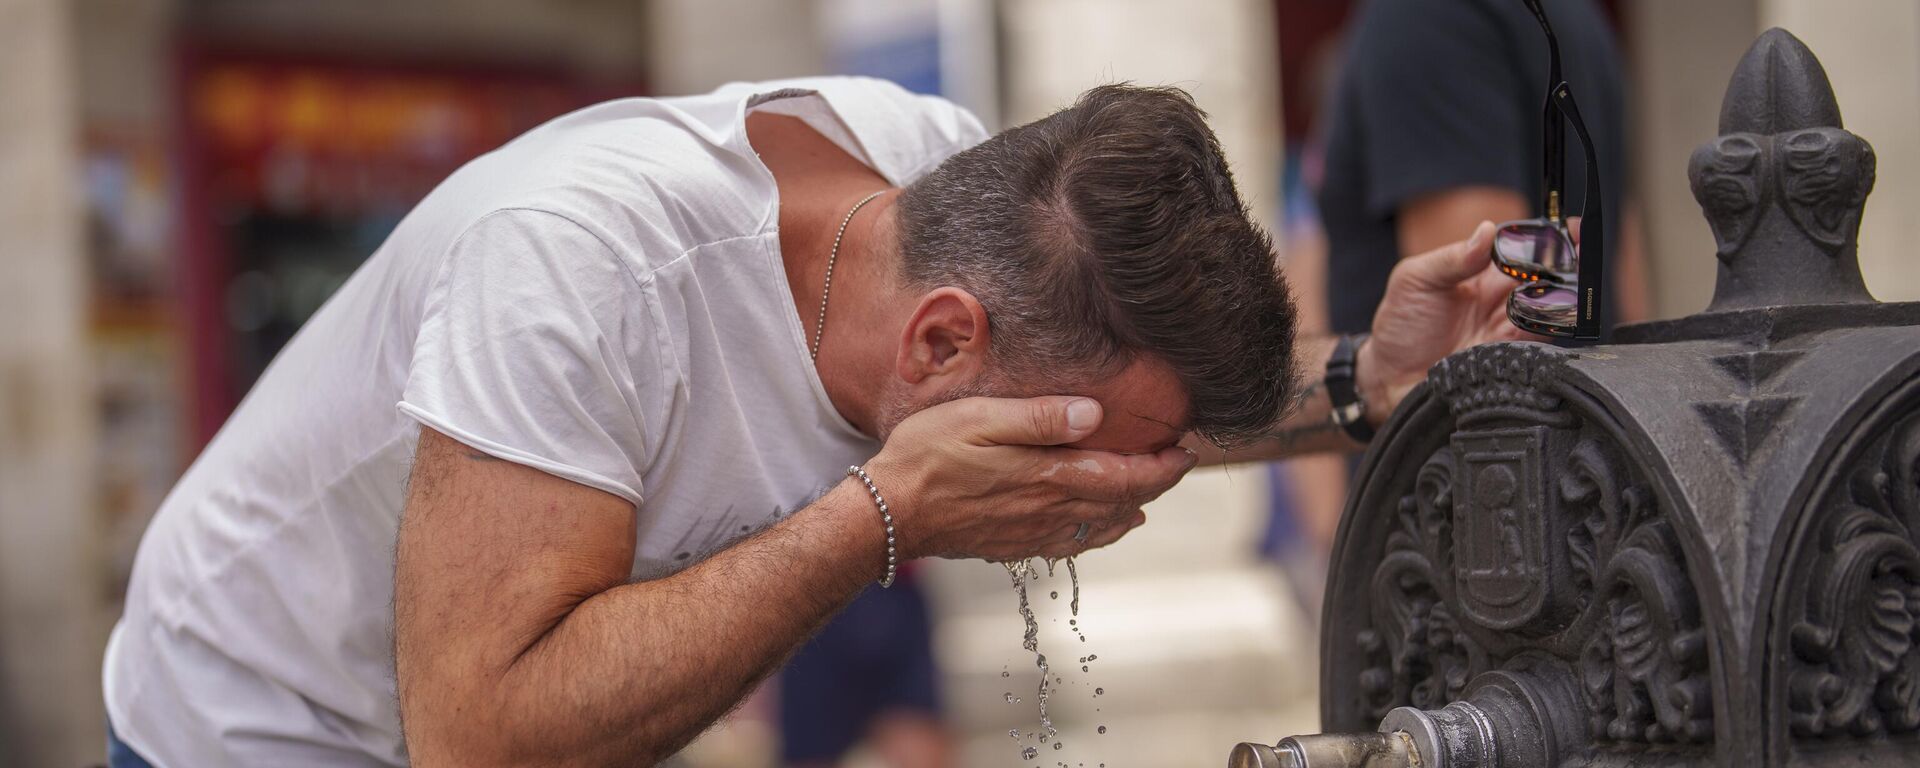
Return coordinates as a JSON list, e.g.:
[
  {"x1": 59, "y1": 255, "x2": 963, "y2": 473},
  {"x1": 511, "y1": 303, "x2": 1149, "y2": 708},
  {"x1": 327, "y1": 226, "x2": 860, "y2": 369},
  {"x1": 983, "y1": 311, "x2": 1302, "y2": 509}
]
[
  {"x1": 445, "y1": 117, "x2": 774, "y2": 263},
  {"x1": 728, "y1": 76, "x2": 990, "y2": 183}
]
